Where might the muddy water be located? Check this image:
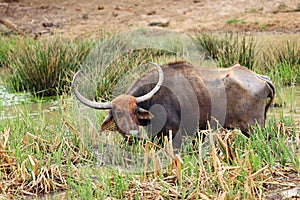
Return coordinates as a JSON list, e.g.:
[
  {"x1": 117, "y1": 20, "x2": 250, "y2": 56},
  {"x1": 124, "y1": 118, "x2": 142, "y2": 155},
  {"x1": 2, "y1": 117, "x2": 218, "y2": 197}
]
[{"x1": 0, "y1": 84, "x2": 59, "y2": 121}]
